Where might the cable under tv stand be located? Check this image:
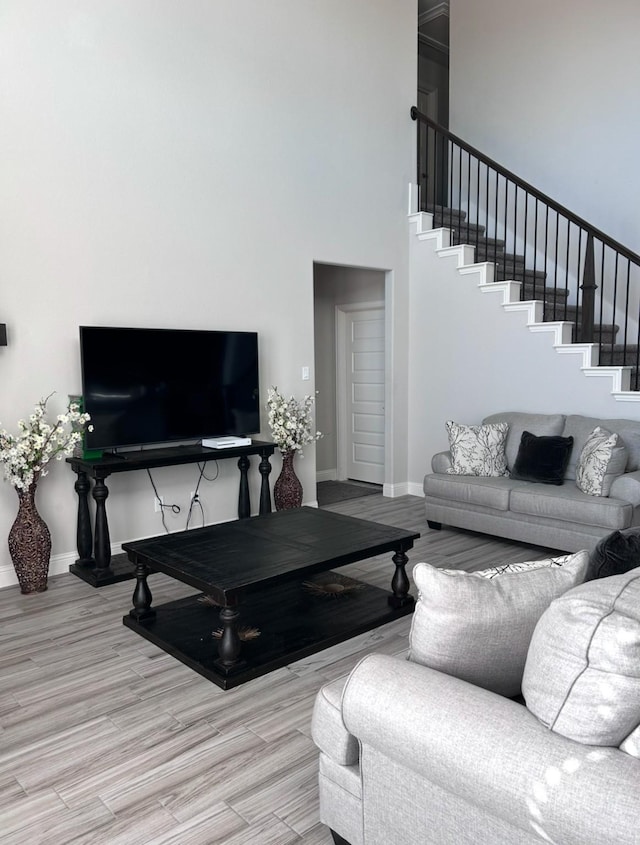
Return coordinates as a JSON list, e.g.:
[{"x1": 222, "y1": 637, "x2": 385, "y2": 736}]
[{"x1": 66, "y1": 440, "x2": 276, "y2": 588}]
